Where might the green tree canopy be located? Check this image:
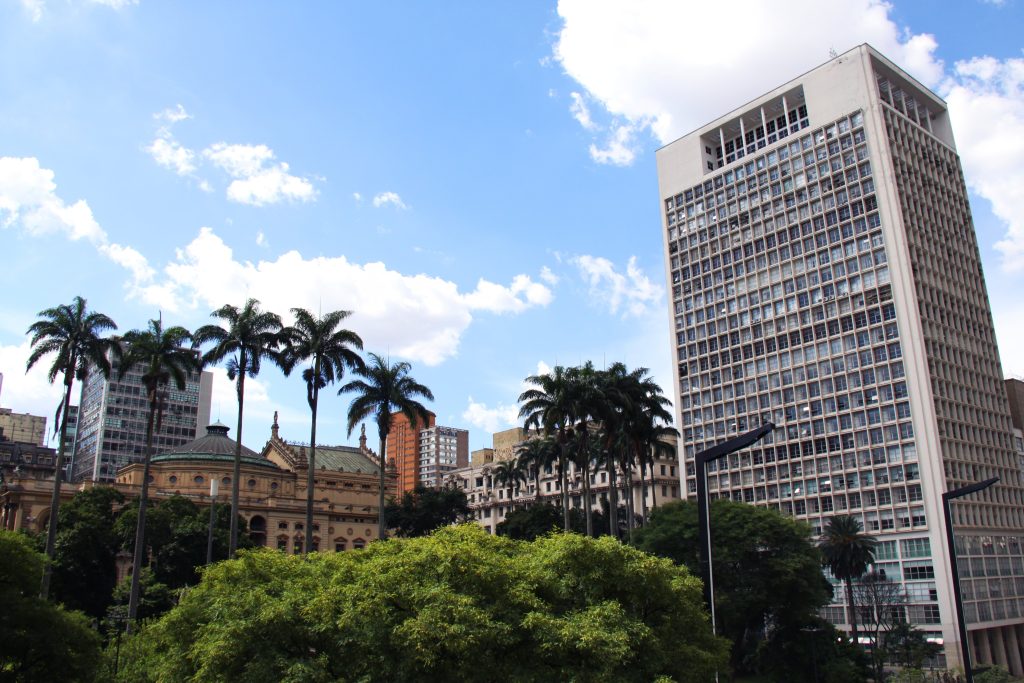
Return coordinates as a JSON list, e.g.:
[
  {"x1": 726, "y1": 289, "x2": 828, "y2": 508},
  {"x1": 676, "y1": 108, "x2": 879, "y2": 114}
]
[
  {"x1": 0, "y1": 531, "x2": 102, "y2": 682},
  {"x1": 384, "y1": 485, "x2": 471, "y2": 537},
  {"x1": 115, "y1": 525, "x2": 727, "y2": 683},
  {"x1": 633, "y1": 498, "x2": 832, "y2": 674}
]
